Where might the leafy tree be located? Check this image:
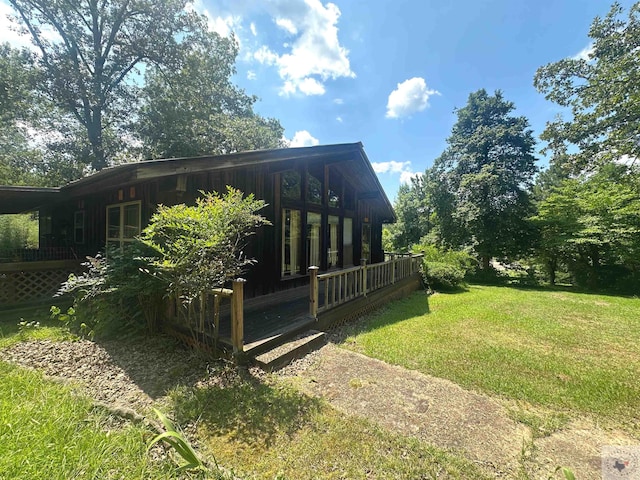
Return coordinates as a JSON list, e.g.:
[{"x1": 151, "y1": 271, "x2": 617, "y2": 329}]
[
  {"x1": 7, "y1": 0, "x2": 222, "y2": 171},
  {"x1": 138, "y1": 47, "x2": 284, "y2": 158},
  {"x1": 533, "y1": 164, "x2": 640, "y2": 289},
  {"x1": 534, "y1": 2, "x2": 640, "y2": 172},
  {"x1": 429, "y1": 89, "x2": 538, "y2": 269},
  {"x1": 387, "y1": 175, "x2": 432, "y2": 251}
]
